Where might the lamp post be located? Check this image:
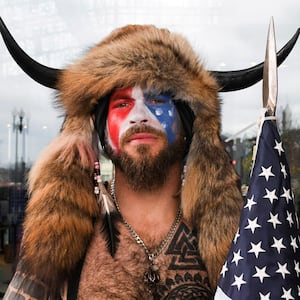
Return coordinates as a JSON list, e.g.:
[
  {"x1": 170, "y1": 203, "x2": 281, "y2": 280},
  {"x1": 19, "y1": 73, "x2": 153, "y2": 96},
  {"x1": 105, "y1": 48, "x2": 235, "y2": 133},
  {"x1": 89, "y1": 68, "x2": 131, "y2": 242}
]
[
  {"x1": 12, "y1": 109, "x2": 26, "y2": 184},
  {"x1": 9, "y1": 109, "x2": 27, "y2": 262}
]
